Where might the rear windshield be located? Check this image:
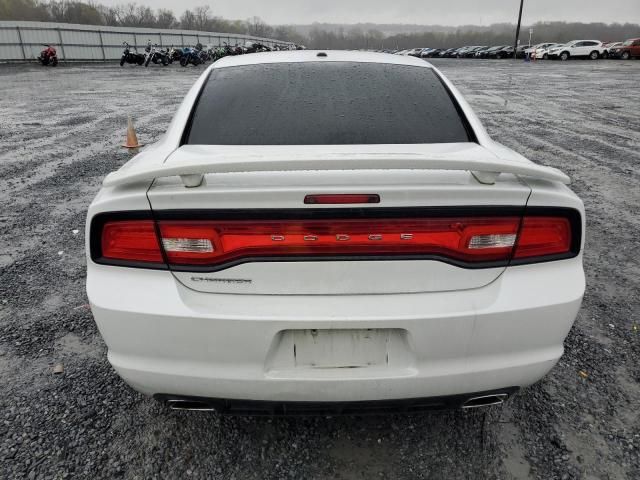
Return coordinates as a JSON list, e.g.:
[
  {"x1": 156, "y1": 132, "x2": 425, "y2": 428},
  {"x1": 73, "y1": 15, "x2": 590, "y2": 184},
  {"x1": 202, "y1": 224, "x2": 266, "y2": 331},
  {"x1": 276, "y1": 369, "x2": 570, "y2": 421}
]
[{"x1": 185, "y1": 62, "x2": 473, "y2": 145}]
